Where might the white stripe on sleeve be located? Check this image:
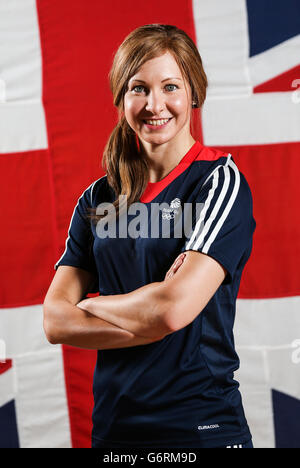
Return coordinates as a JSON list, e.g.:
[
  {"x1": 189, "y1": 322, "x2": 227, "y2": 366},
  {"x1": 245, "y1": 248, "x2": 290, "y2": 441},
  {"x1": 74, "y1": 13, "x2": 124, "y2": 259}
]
[
  {"x1": 185, "y1": 155, "x2": 240, "y2": 255},
  {"x1": 202, "y1": 158, "x2": 240, "y2": 254}
]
